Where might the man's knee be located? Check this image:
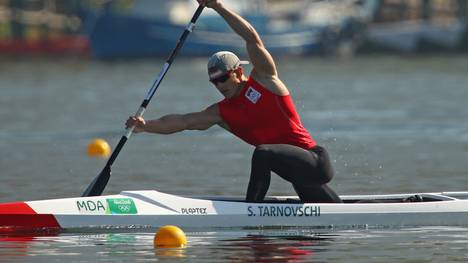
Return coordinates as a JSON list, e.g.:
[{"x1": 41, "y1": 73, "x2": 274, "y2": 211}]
[
  {"x1": 252, "y1": 145, "x2": 272, "y2": 161},
  {"x1": 293, "y1": 184, "x2": 342, "y2": 203}
]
